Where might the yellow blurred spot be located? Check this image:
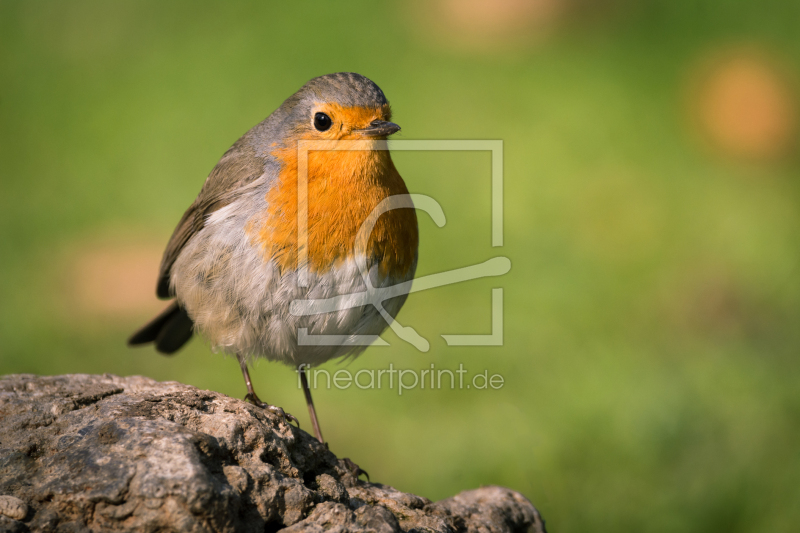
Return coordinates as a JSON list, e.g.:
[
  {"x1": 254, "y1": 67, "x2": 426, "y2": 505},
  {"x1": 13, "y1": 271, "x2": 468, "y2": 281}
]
[
  {"x1": 68, "y1": 239, "x2": 164, "y2": 318},
  {"x1": 440, "y1": 0, "x2": 562, "y2": 37},
  {"x1": 408, "y1": 0, "x2": 566, "y2": 53},
  {"x1": 691, "y1": 49, "x2": 797, "y2": 161}
]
